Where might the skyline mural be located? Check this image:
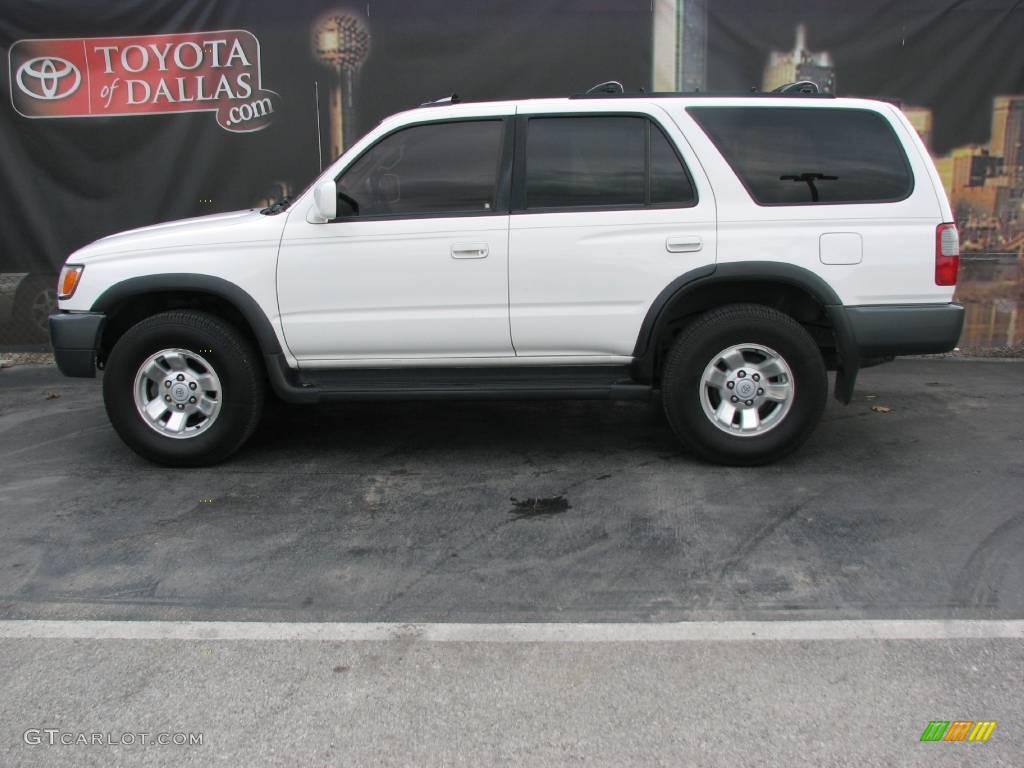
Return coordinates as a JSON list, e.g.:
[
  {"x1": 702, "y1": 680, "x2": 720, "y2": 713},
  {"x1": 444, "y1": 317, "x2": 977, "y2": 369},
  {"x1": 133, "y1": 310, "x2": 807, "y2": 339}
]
[{"x1": 1, "y1": 0, "x2": 1021, "y2": 349}]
